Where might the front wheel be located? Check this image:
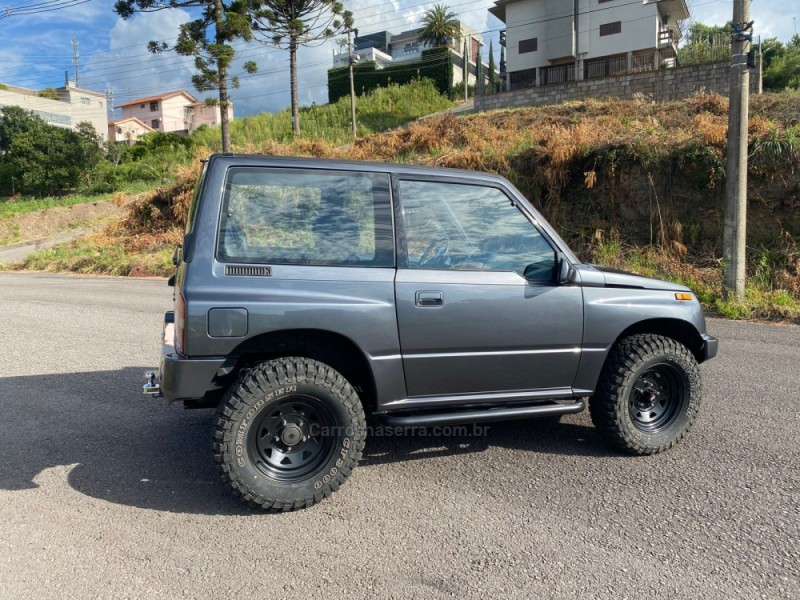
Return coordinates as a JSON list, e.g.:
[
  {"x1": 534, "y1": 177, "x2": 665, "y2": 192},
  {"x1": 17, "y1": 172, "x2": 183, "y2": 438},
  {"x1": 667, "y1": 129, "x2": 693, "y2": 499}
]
[
  {"x1": 213, "y1": 357, "x2": 366, "y2": 511},
  {"x1": 590, "y1": 334, "x2": 701, "y2": 455}
]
